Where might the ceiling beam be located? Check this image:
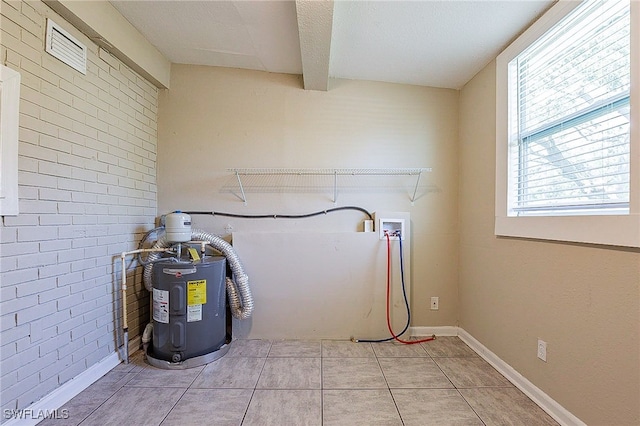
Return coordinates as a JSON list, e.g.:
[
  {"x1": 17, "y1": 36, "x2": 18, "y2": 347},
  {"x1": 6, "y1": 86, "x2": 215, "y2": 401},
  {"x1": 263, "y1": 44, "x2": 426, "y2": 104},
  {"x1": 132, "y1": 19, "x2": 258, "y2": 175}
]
[{"x1": 295, "y1": 0, "x2": 334, "y2": 91}]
